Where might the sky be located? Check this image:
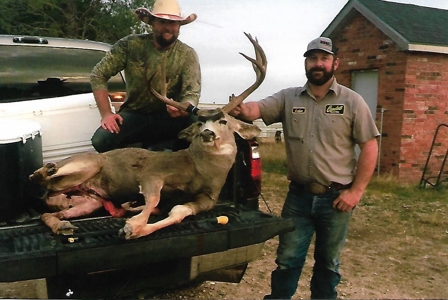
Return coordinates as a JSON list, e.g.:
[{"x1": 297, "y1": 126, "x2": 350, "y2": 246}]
[{"x1": 174, "y1": 0, "x2": 448, "y2": 104}]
